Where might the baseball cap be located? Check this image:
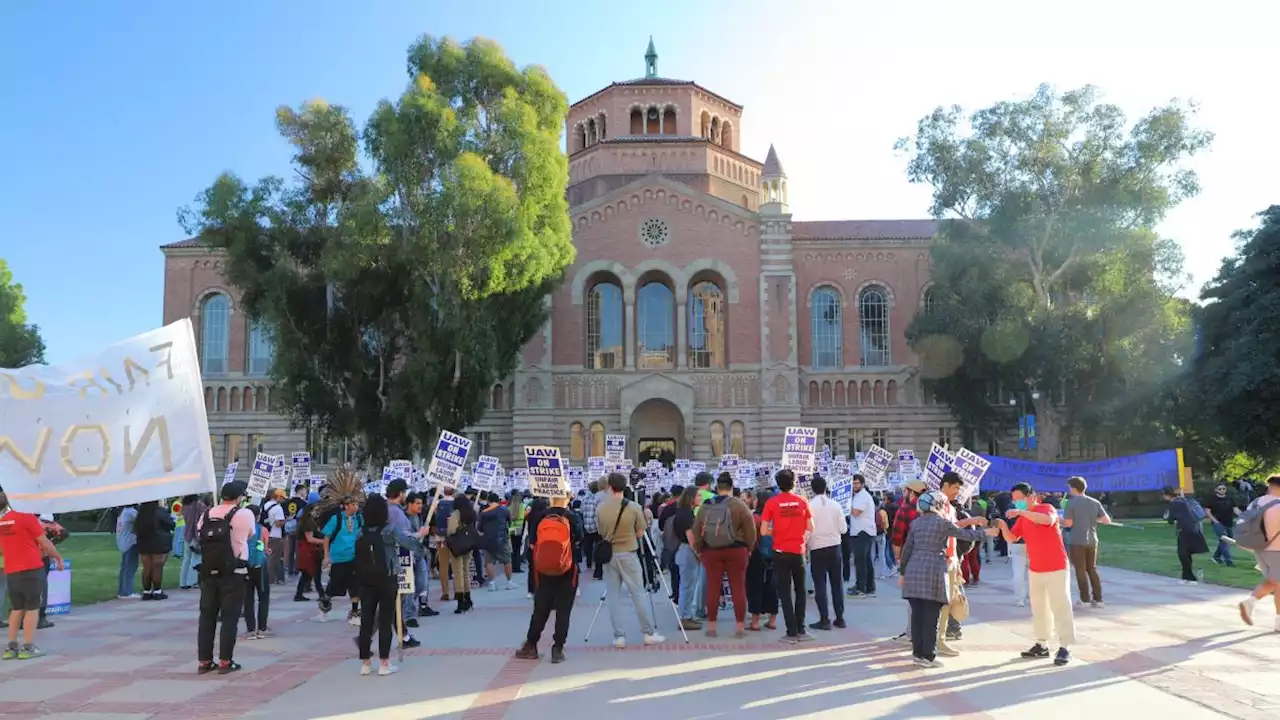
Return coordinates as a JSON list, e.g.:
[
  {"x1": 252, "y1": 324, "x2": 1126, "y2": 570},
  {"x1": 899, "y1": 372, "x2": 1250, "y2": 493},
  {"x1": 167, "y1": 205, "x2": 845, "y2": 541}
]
[
  {"x1": 221, "y1": 480, "x2": 248, "y2": 501},
  {"x1": 904, "y1": 478, "x2": 927, "y2": 493}
]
